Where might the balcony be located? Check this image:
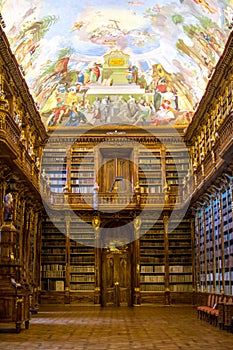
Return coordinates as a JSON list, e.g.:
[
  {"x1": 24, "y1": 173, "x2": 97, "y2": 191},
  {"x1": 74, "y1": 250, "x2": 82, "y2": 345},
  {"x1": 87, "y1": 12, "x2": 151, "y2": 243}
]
[
  {"x1": 184, "y1": 111, "x2": 233, "y2": 202},
  {"x1": 0, "y1": 99, "x2": 41, "y2": 191}
]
